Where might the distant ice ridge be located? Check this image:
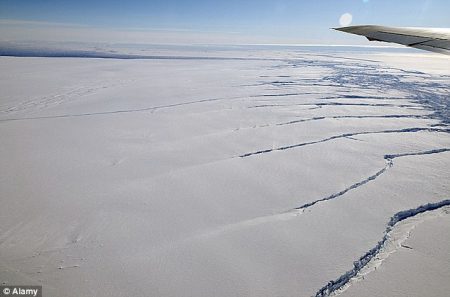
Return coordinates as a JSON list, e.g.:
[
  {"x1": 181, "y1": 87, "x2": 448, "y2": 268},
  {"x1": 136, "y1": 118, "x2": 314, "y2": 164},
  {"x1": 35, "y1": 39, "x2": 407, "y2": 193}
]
[
  {"x1": 314, "y1": 199, "x2": 450, "y2": 297},
  {"x1": 0, "y1": 41, "x2": 416, "y2": 59}
]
